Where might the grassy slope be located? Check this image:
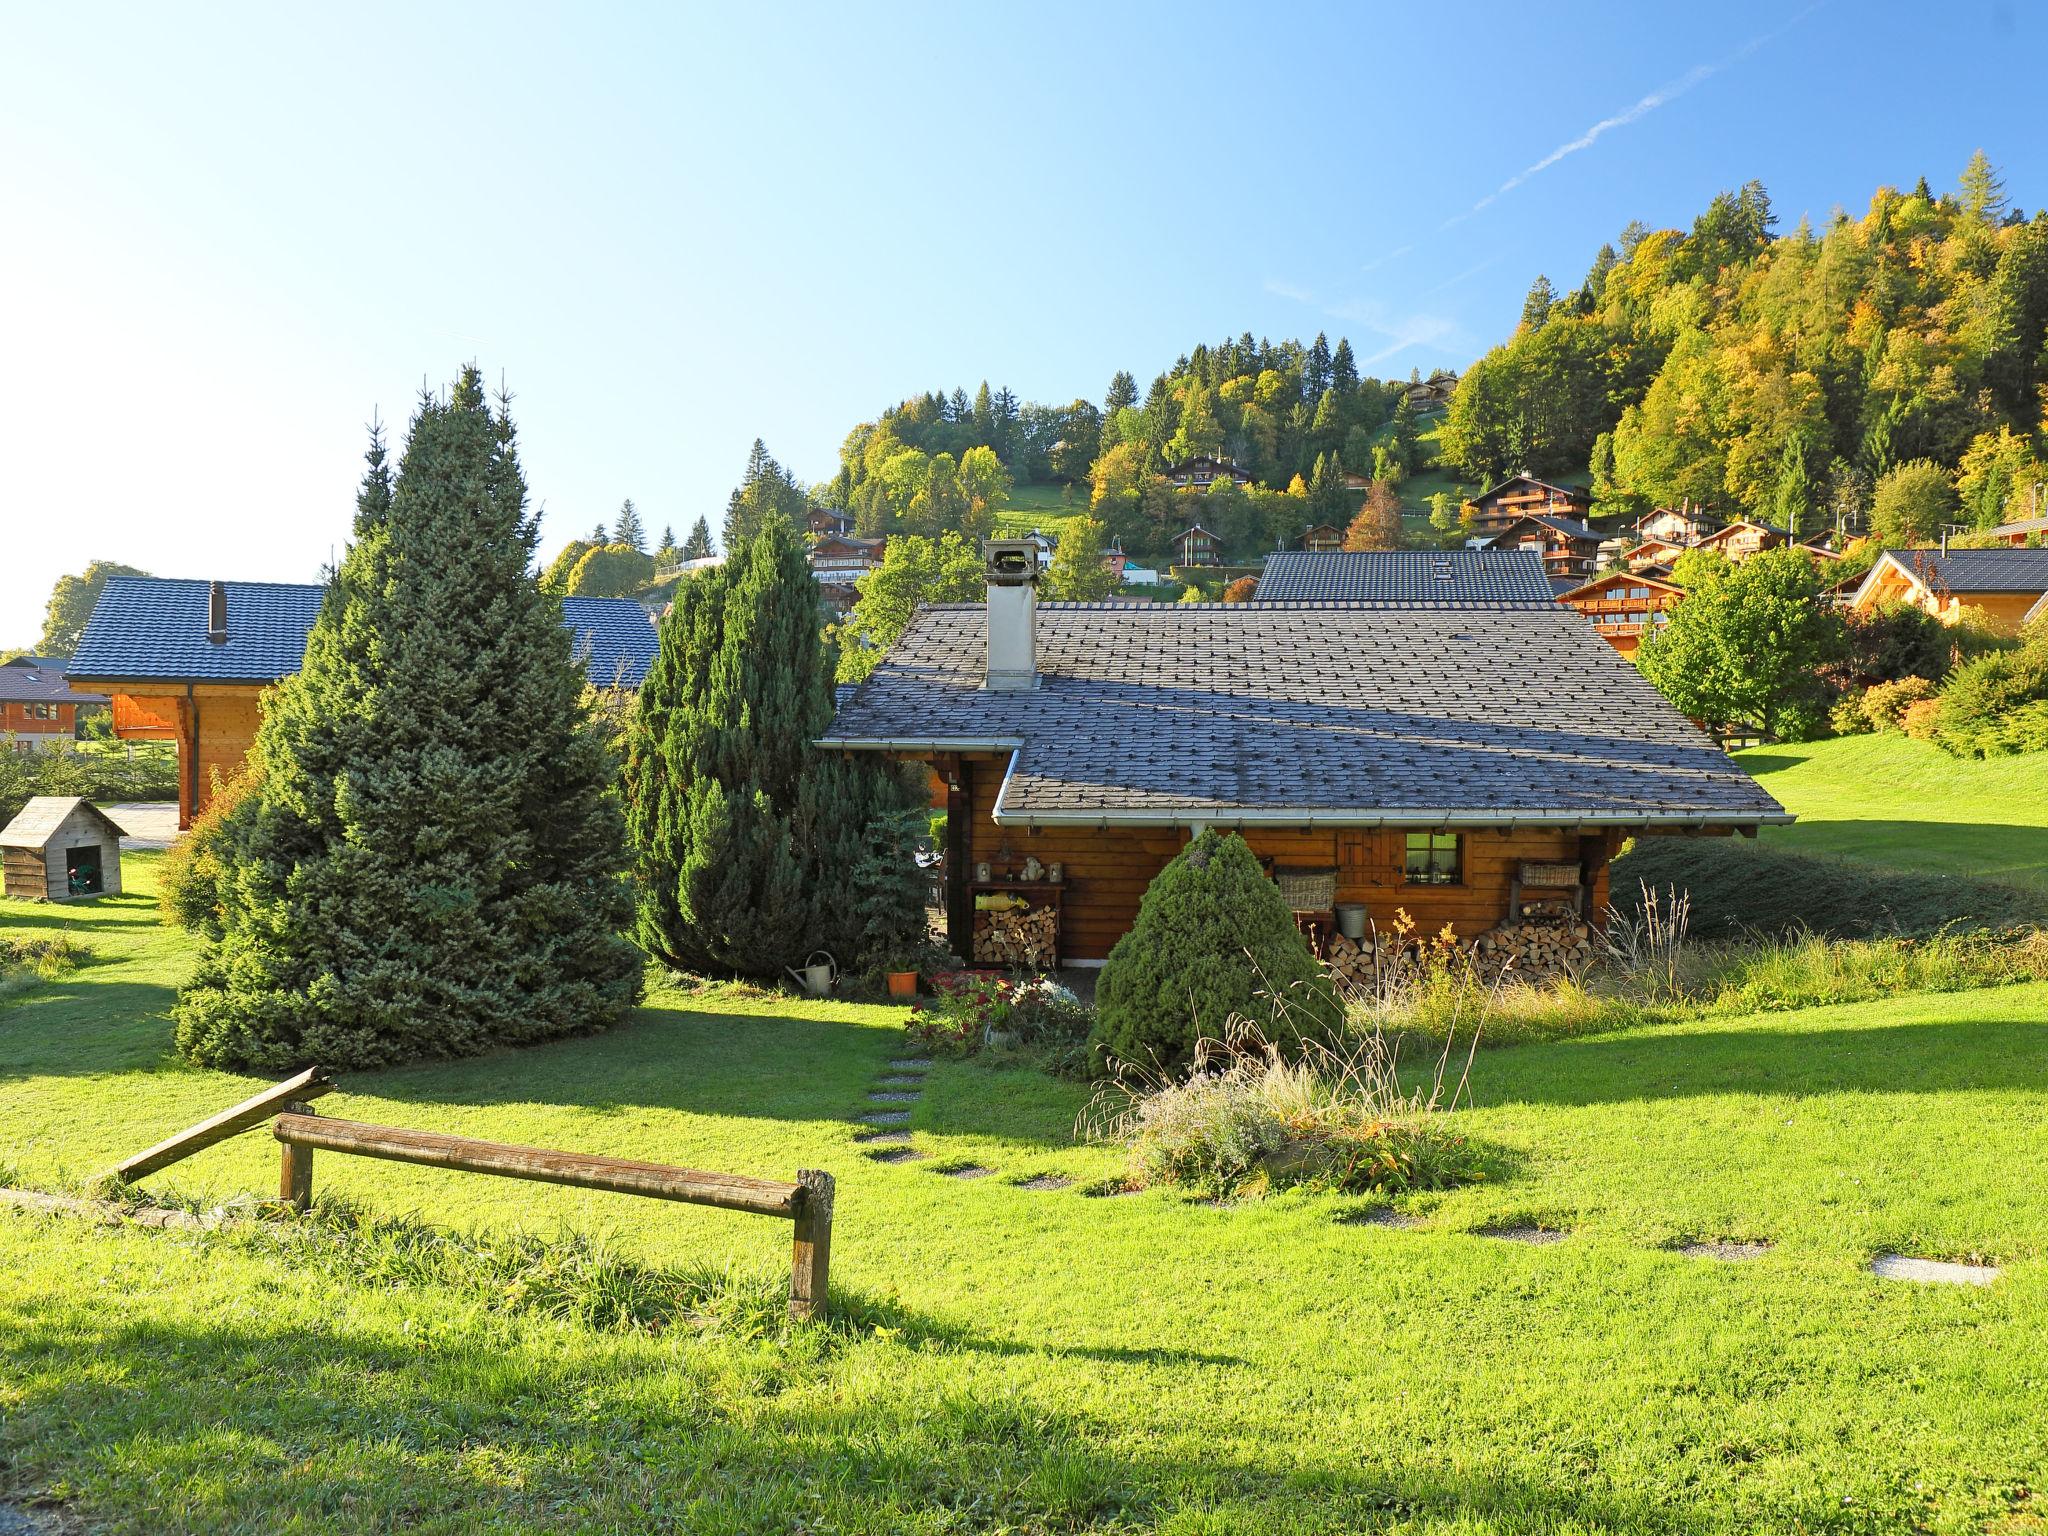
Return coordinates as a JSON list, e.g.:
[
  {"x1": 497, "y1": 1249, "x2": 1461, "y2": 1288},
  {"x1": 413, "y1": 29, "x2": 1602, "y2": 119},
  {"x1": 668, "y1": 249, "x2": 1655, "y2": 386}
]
[
  {"x1": 1739, "y1": 734, "x2": 2048, "y2": 892},
  {"x1": 3, "y1": 859, "x2": 2047, "y2": 1533}
]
